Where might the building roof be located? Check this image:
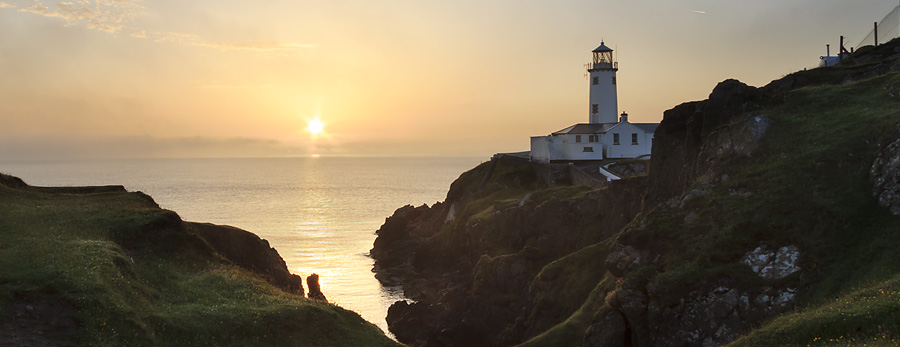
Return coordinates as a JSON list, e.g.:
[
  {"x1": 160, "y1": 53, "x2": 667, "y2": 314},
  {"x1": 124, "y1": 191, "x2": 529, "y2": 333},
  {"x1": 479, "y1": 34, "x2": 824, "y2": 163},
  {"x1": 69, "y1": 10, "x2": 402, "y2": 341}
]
[
  {"x1": 592, "y1": 42, "x2": 613, "y2": 53},
  {"x1": 551, "y1": 123, "x2": 617, "y2": 135},
  {"x1": 634, "y1": 123, "x2": 660, "y2": 133},
  {"x1": 549, "y1": 122, "x2": 659, "y2": 136}
]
